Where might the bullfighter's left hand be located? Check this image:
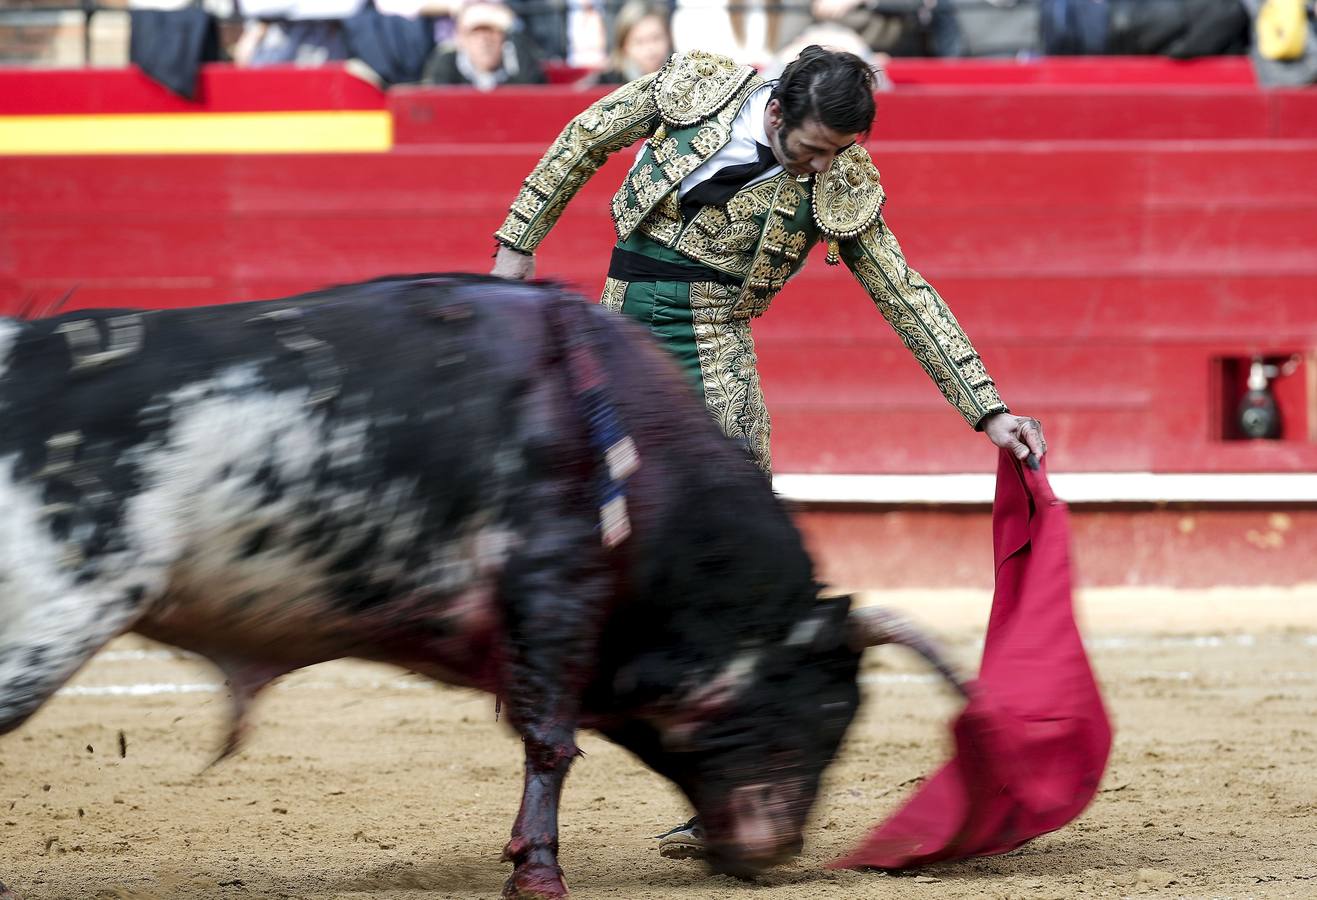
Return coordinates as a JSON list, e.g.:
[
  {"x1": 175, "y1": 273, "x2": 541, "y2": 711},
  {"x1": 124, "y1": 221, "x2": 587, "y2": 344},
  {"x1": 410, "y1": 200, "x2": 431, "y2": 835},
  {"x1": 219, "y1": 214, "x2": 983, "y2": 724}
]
[{"x1": 982, "y1": 412, "x2": 1047, "y2": 464}]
